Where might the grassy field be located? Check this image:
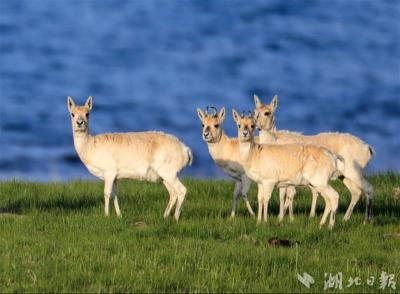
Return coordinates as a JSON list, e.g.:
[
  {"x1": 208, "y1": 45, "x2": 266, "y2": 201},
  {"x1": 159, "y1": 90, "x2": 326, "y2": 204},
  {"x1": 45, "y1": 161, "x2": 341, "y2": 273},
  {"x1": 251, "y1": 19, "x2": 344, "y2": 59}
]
[{"x1": 0, "y1": 174, "x2": 399, "y2": 293}]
